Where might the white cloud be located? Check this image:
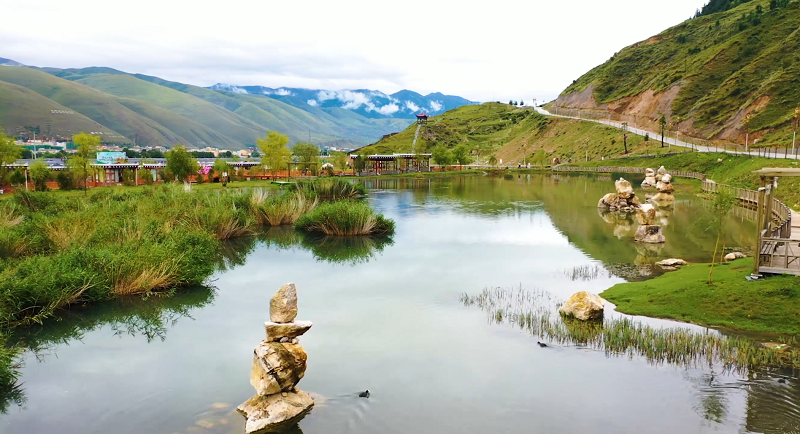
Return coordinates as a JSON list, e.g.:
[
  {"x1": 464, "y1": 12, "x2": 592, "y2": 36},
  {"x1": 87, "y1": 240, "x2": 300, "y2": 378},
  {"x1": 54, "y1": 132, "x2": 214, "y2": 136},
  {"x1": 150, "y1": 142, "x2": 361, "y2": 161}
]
[
  {"x1": 404, "y1": 101, "x2": 421, "y2": 113},
  {"x1": 273, "y1": 88, "x2": 294, "y2": 96},
  {"x1": 376, "y1": 103, "x2": 399, "y2": 115},
  {"x1": 429, "y1": 101, "x2": 443, "y2": 112},
  {"x1": 0, "y1": 0, "x2": 710, "y2": 102},
  {"x1": 307, "y1": 99, "x2": 318, "y2": 106}
]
